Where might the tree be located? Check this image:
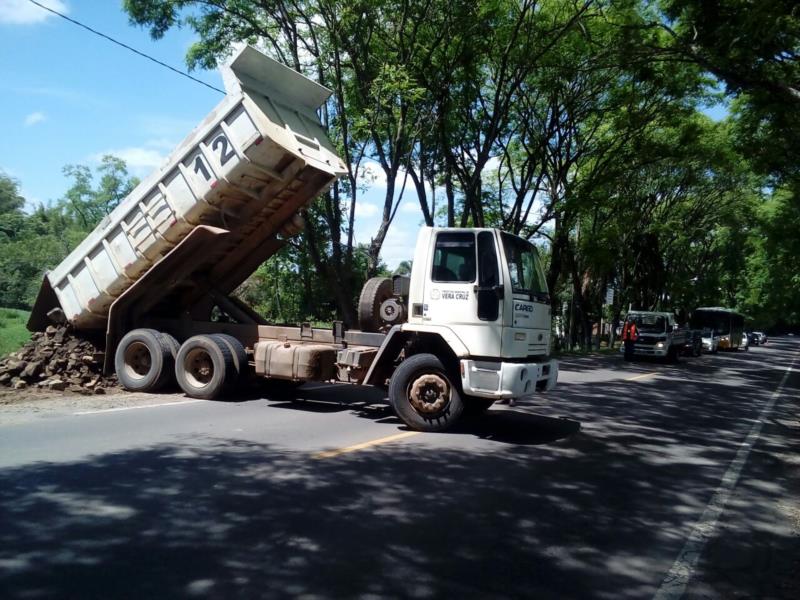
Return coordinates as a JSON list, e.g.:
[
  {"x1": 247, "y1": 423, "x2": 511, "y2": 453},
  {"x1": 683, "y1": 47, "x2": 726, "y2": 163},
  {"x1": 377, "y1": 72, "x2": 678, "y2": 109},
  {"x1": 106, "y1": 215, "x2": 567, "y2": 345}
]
[
  {"x1": 739, "y1": 186, "x2": 800, "y2": 328},
  {"x1": 61, "y1": 156, "x2": 138, "y2": 230},
  {"x1": 0, "y1": 173, "x2": 25, "y2": 216},
  {"x1": 119, "y1": 0, "x2": 797, "y2": 335},
  {"x1": 0, "y1": 159, "x2": 139, "y2": 310},
  {"x1": 629, "y1": 1, "x2": 800, "y2": 187}
]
